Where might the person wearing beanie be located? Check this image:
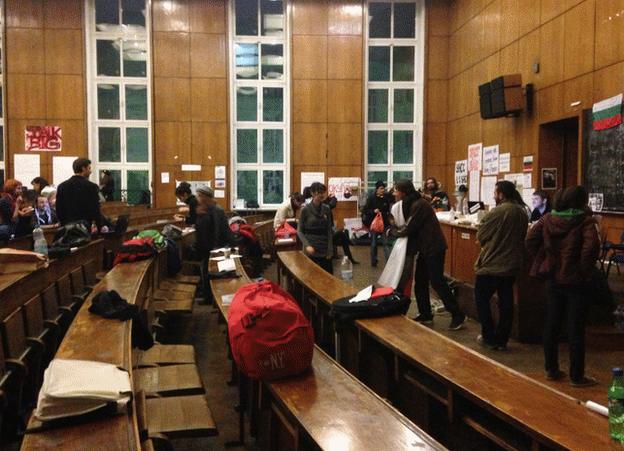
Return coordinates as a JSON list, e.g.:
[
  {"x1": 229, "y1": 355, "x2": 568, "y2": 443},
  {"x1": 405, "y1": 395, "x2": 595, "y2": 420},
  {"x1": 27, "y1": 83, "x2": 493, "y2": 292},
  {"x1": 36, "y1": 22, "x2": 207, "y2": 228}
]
[{"x1": 195, "y1": 185, "x2": 234, "y2": 255}]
